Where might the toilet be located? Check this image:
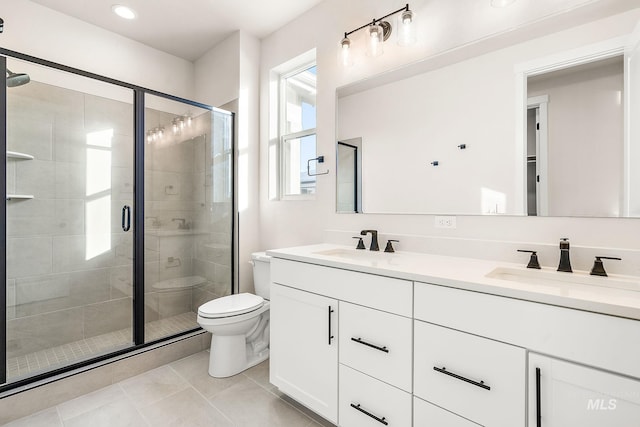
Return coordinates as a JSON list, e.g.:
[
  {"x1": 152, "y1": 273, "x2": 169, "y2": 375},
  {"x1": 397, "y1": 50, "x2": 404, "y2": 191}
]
[{"x1": 197, "y1": 252, "x2": 271, "y2": 378}]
